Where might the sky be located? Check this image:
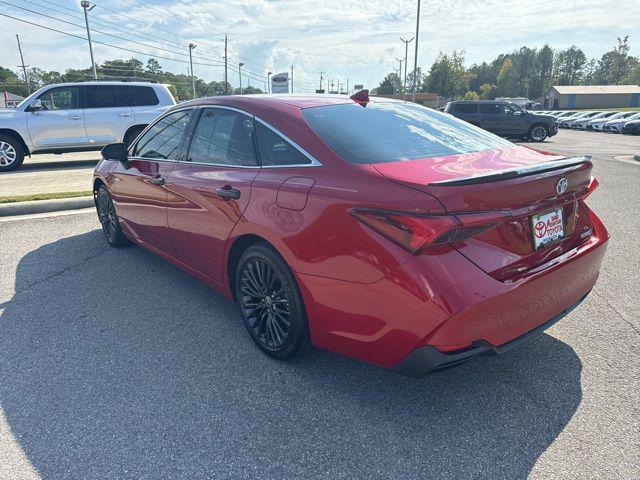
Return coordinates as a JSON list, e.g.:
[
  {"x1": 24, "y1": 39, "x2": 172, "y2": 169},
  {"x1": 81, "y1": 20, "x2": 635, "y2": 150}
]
[{"x1": 0, "y1": 0, "x2": 639, "y2": 93}]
